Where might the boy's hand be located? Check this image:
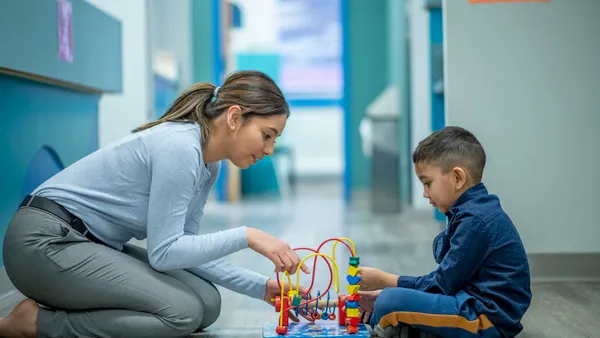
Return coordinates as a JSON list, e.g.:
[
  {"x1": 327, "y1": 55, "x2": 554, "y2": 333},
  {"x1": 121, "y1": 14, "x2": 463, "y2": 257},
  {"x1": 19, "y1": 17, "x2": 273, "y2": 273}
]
[
  {"x1": 342, "y1": 290, "x2": 382, "y2": 323},
  {"x1": 358, "y1": 266, "x2": 399, "y2": 291}
]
